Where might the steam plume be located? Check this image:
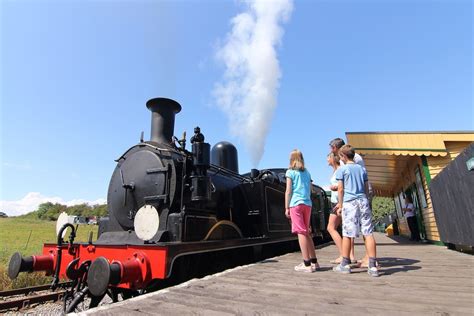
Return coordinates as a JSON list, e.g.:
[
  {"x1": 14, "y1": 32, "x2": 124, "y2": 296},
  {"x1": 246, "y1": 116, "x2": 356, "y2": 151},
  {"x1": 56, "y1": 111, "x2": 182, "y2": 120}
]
[{"x1": 213, "y1": 0, "x2": 293, "y2": 166}]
